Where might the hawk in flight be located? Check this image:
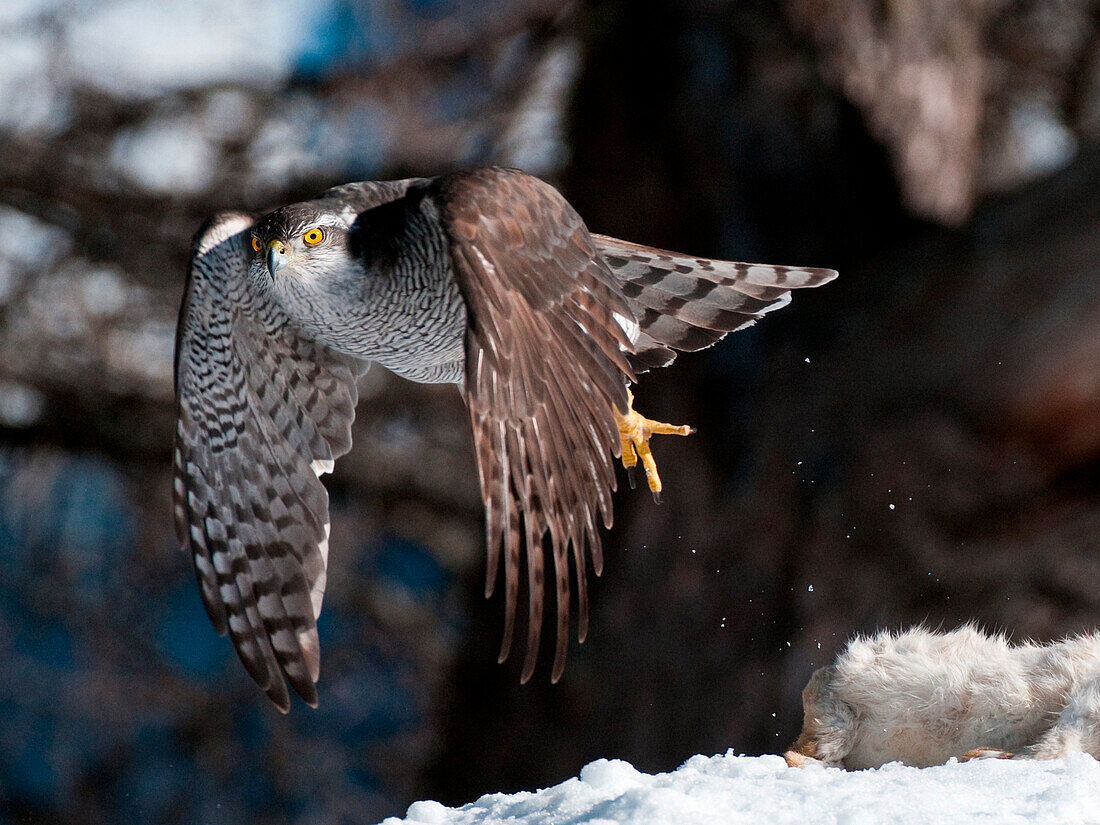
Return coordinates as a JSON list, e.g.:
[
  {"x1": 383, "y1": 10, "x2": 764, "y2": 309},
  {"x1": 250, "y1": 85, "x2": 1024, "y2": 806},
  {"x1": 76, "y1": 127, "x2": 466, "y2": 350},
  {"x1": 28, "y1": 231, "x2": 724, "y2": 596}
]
[{"x1": 173, "y1": 167, "x2": 836, "y2": 710}]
